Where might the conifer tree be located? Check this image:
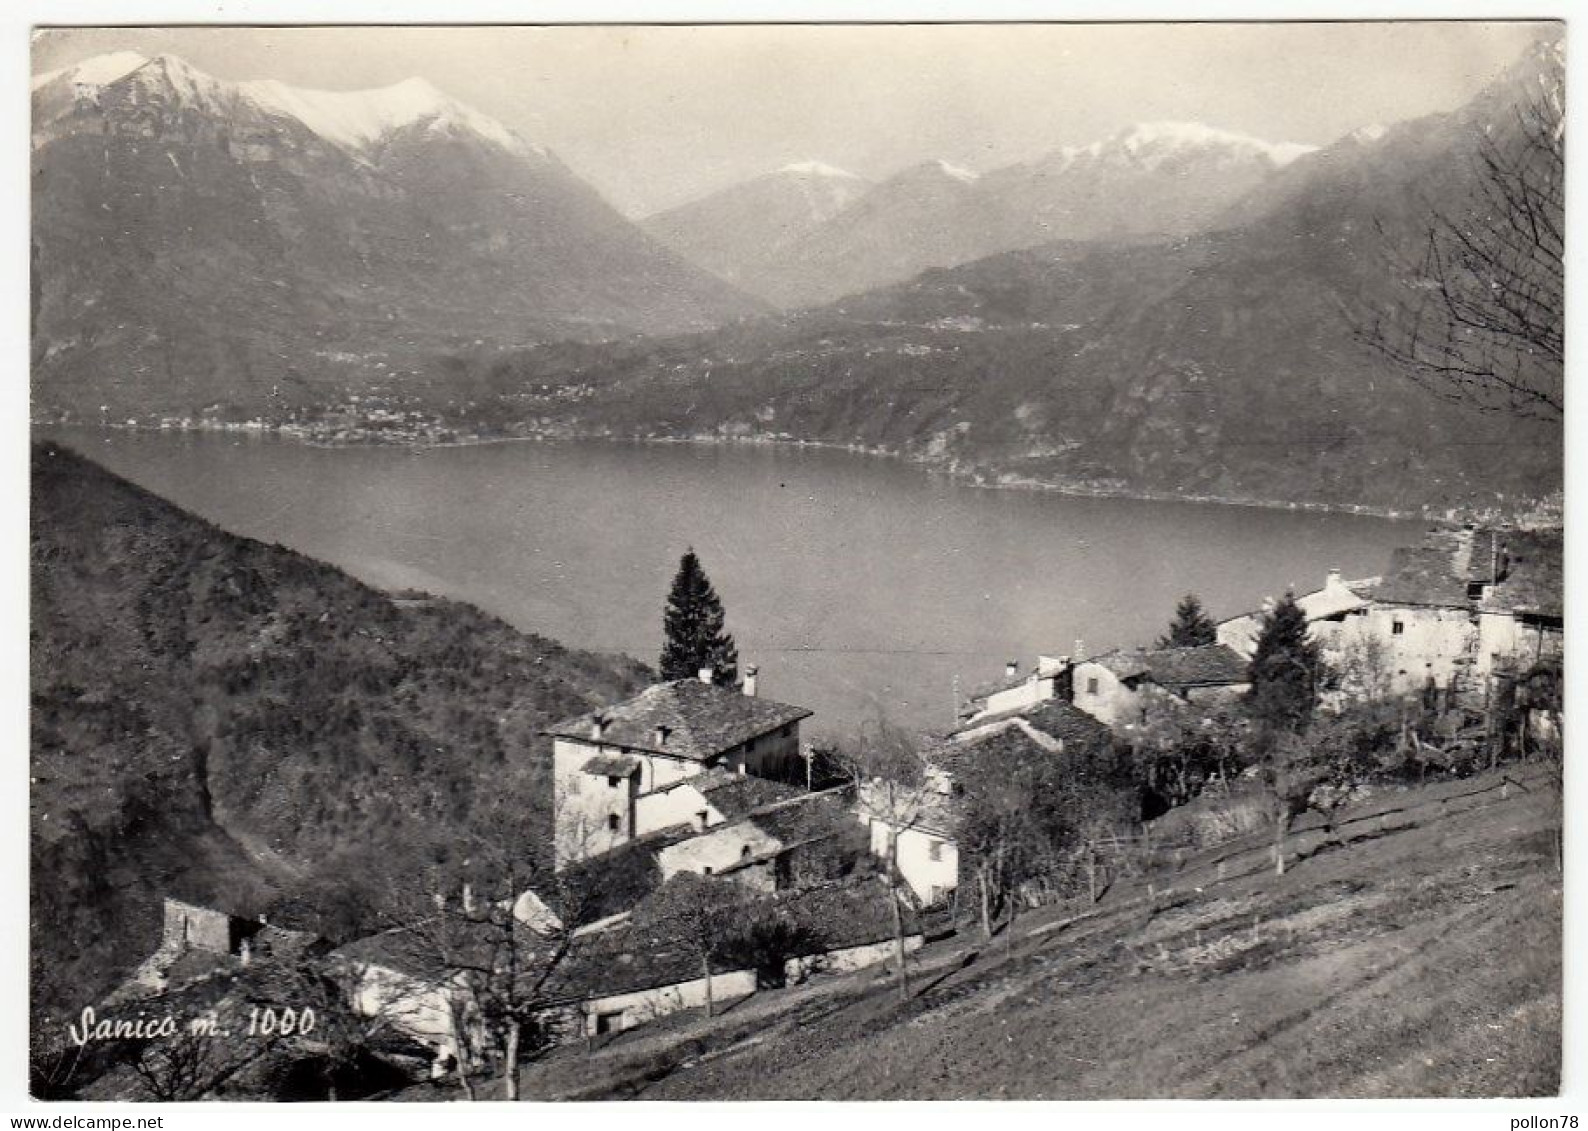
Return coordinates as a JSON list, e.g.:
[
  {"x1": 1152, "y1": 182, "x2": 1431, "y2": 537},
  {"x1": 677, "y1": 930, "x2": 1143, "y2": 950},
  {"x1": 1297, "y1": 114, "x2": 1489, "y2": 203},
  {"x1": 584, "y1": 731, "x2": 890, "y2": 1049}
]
[
  {"x1": 659, "y1": 549, "x2": 739, "y2": 685},
  {"x1": 1157, "y1": 593, "x2": 1218, "y2": 648},
  {"x1": 1245, "y1": 592, "x2": 1322, "y2": 735}
]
